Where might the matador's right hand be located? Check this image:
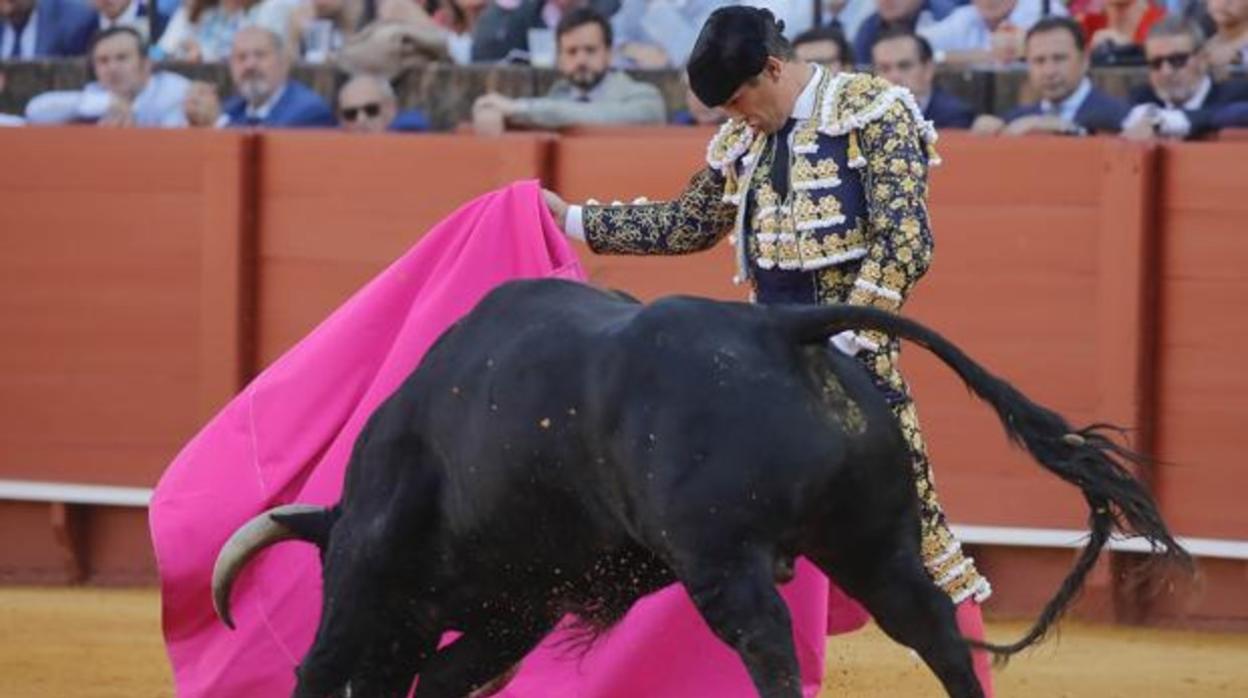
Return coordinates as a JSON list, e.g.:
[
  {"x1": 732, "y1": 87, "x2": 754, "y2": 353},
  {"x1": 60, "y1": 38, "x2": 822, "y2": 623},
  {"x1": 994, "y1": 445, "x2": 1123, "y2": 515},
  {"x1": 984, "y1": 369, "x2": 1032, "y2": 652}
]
[{"x1": 542, "y1": 189, "x2": 570, "y2": 230}]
